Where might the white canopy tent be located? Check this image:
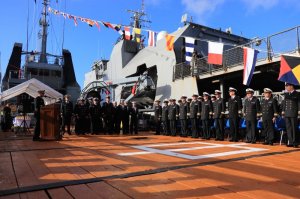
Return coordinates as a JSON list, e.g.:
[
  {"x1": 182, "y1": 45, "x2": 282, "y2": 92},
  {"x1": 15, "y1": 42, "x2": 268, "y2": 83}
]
[{"x1": 0, "y1": 78, "x2": 63, "y2": 104}]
